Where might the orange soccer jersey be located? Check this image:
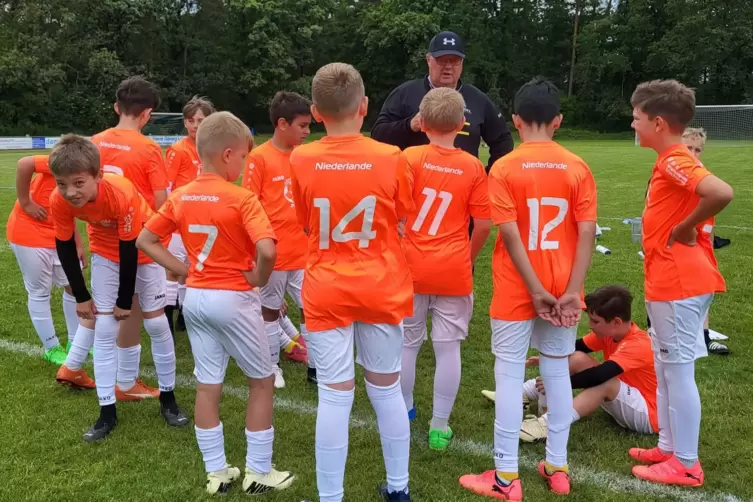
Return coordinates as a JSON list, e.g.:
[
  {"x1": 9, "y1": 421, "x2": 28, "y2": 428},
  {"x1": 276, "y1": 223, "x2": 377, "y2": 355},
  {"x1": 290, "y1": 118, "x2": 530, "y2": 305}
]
[
  {"x1": 6, "y1": 156, "x2": 57, "y2": 249},
  {"x1": 402, "y1": 144, "x2": 491, "y2": 296},
  {"x1": 488, "y1": 141, "x2": 598, "y2": 321},
  {"x1": 582, "y1": 323, "x2": 659, "y2": 432},
  {"x1": 166, "y1": 137, "x2": 202, "y2": 191},
  {"x1": 49, "y1": 174, "x2": 154, "y2": 264},
  {"x1": 91, "y1": 128, "x2": 167, "y2": 210},
  {"x1": 144, "y1": 173, "x2": 277, "y2": 291},
  {"x1": 642, "y1": 144, "x2": 726, "y2": 301},
  {"x1": 289, "y1": 134, "x2": 415, "y2": 331},
  {"x1": 242, "y1": 141, "x2": 307, "y2": 271}
]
